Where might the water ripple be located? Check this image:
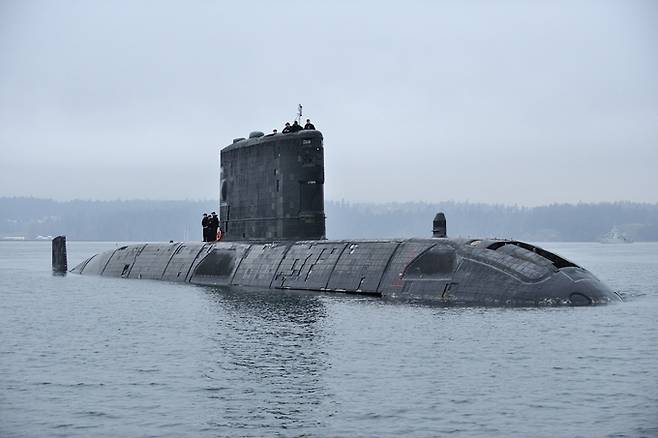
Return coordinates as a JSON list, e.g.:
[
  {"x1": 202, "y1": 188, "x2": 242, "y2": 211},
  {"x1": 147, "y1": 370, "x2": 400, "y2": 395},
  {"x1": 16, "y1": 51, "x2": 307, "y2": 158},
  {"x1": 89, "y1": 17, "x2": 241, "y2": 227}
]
[{"x1": 0, "y1": 241, "x2": 656, "y2": 437}]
